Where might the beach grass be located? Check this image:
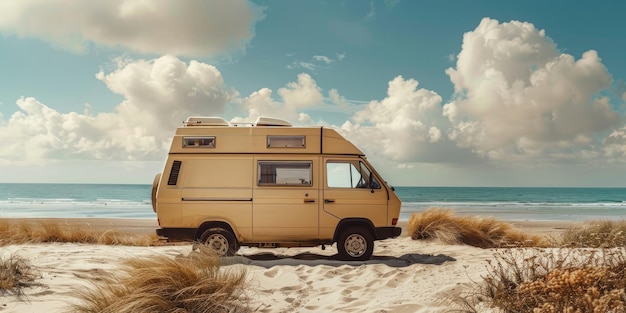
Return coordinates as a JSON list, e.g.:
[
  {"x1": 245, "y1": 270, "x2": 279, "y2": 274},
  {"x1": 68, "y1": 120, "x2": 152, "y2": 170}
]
[
  {"x1": 449, "y1": 247, "x2": 626, "y2": 313},
  {"x1": 407, "y1": 209, "x2": 626, "y2": 312},
  {"x1": 559, "y1": 220, "x2": 626, "y2": 248},
  {"x1": 70, "y1": 246, "x2": 248, "y2": 313},
  {"x1": 407, "y1": 208, "x2": 544, "y2": 248},
  {"x1": 0, "y1": 253, "x2": 44, "y2": 298},
  {"x1": 0, "y1": 219, "x2": 158, "y2": 246}
]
